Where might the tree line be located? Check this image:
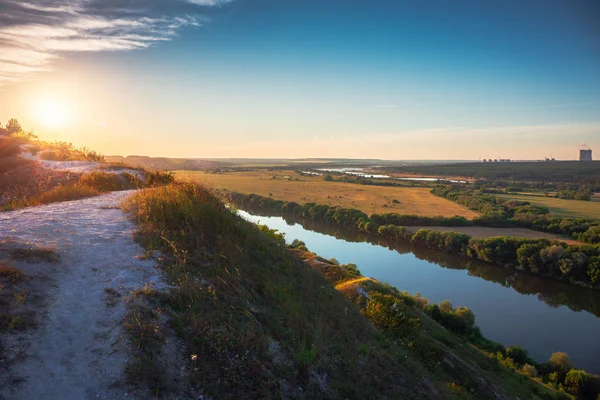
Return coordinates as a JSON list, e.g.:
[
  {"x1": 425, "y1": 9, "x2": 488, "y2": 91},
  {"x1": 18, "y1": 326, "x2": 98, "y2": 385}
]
[
  {"x1": 432, "y1": 186, "x2": 600, "y2": 244},
  {"x1": 228, "y1": 192, "x2": 600, "y2": 290}
]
